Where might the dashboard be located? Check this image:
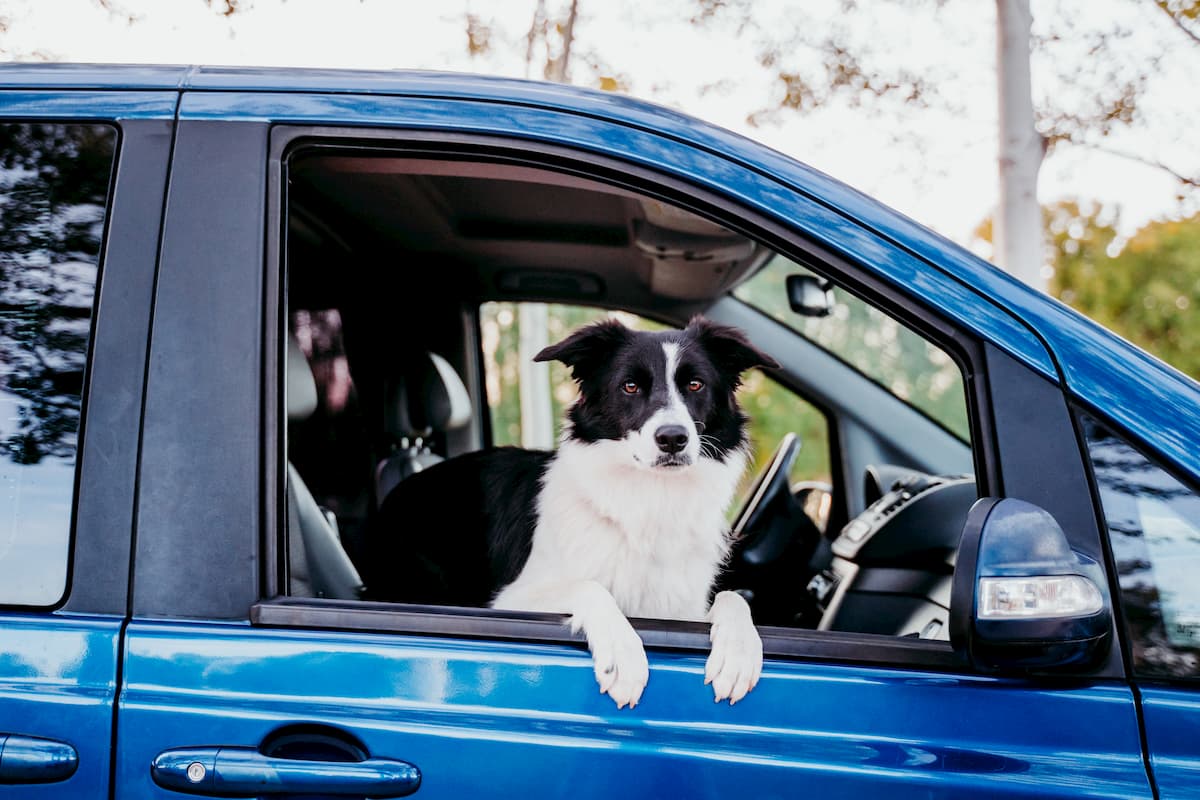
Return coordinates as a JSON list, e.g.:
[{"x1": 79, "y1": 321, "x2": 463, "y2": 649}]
[{"x1": 811, "y1": 470, "x2": 975, "y2": 640}]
